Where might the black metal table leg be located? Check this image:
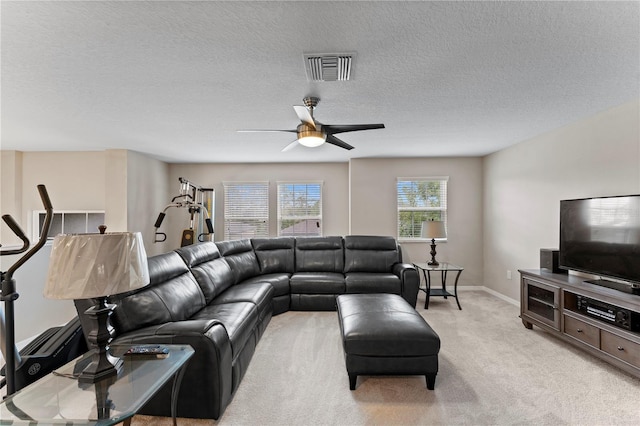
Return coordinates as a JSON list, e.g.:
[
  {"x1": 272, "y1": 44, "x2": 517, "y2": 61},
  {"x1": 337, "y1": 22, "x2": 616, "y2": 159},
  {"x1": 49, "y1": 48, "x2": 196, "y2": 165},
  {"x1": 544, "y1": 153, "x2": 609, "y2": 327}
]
[
  {"x1": 441, "y1": 270, "x2": 448, "y2": 299},
  {"x1": 423, "y1": 269, "x2": 431, "y2": 309},
  {"x1": 171, "y1": 357, "x2": 191, "y2": 426},
  {"x1": 453, "y1": 270, "x2": 462, "y2": 310}
]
